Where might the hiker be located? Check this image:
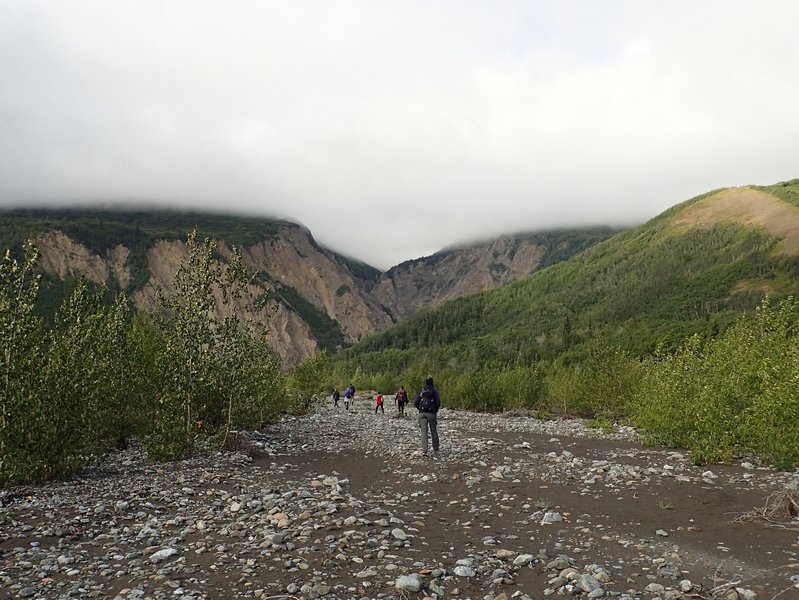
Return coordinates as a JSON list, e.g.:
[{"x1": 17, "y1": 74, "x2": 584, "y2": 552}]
[
  {"x1": 395, "y1": 385, "x2": 409, "y2": 416},
  {"x1": 345, "y1": 383, "x2": 355, "y2": 407},
  {"x1": 343, "y1": 385, "x2": 353, "y2": 411},
  {"x1": 374, "y1": 392, "x2": 384, "y2": 414},
  {"x1": 415, "y1": 376, "x2": 441, "y2": 456},
  {"x1": 332, "y1": 388, "x2": 340, "y2": 408}
]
